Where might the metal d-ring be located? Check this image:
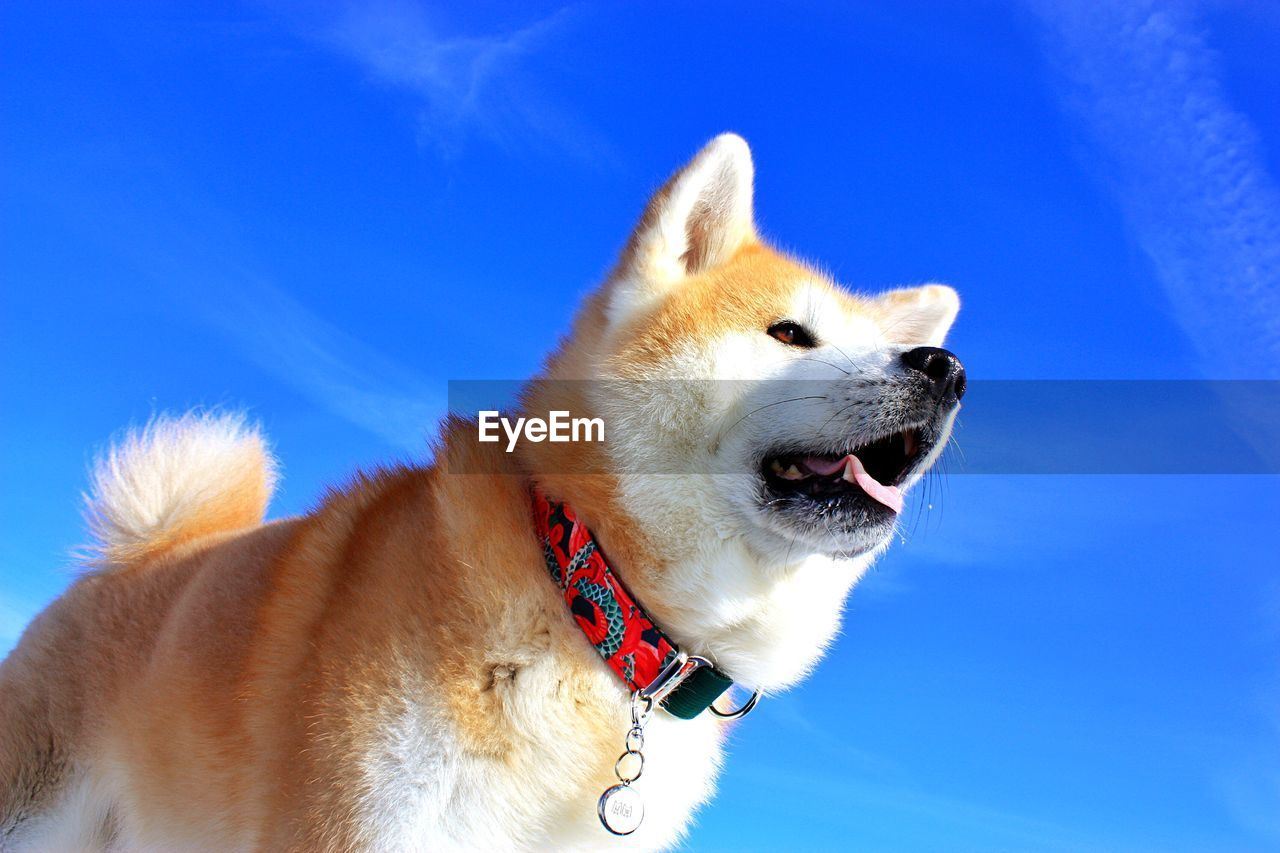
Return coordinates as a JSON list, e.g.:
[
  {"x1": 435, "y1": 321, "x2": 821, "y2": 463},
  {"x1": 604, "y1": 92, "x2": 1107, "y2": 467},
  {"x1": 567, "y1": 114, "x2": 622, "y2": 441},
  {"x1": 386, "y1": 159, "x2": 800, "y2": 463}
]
[{"x1": 709, "y1": 689, "x2": 760, "y2": 720}]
